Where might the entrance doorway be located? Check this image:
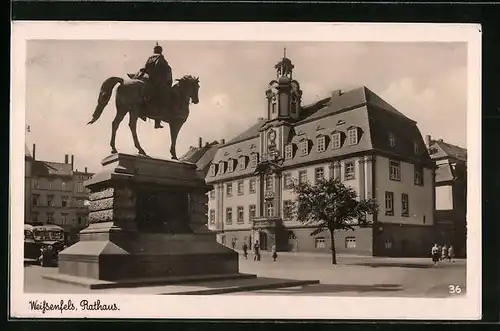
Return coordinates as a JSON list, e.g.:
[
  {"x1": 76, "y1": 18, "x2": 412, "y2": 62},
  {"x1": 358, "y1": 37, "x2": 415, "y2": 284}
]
[{"x1": 259, "y1": 232, "x2": 268, "y2": 251}]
